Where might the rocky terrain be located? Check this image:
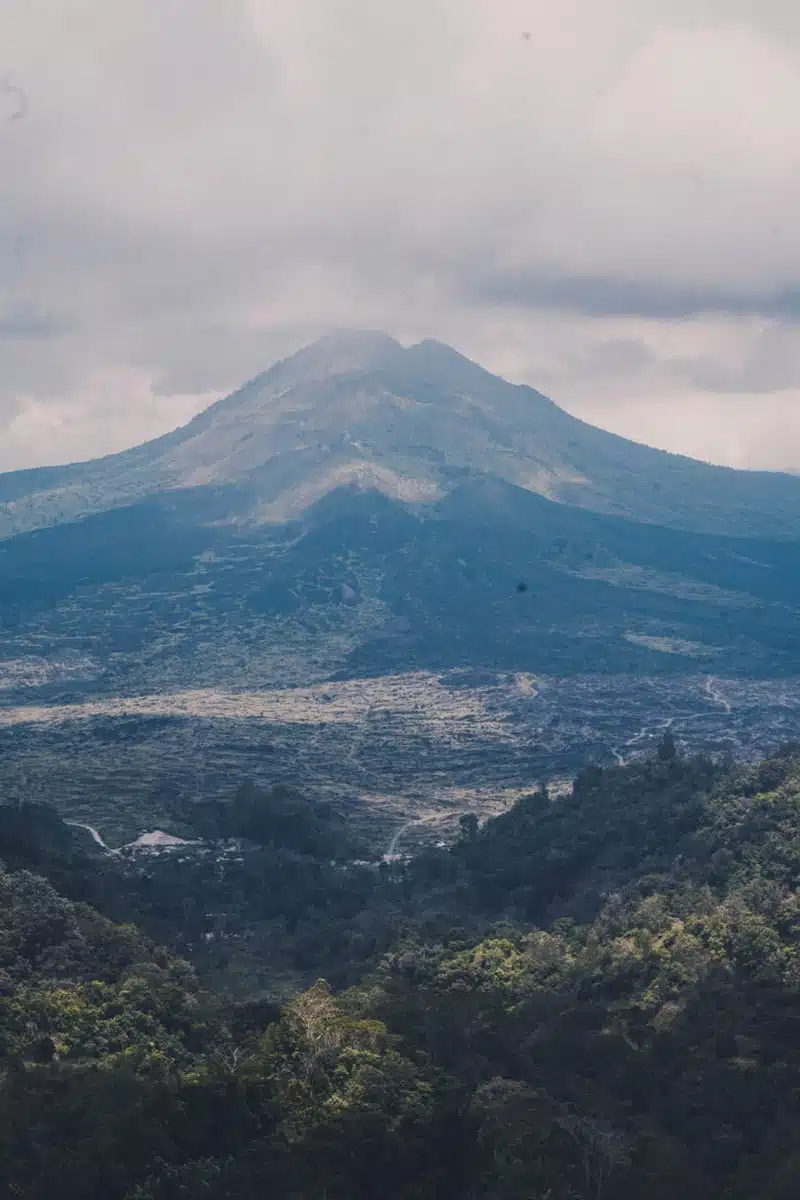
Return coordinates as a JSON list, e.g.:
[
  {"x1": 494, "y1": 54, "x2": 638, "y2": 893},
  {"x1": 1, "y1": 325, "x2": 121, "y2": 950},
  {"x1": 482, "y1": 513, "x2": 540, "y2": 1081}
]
[{"x1": 2, "y1": 668, "x2": 799, "y2": 852}]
